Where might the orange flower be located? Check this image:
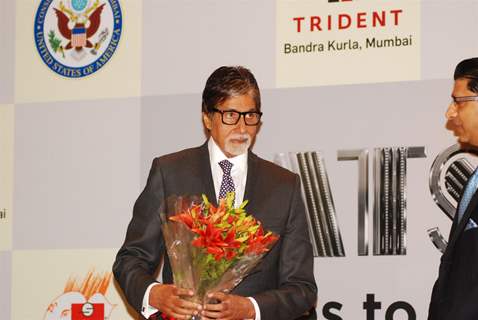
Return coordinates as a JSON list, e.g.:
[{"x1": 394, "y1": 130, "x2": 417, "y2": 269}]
[
  {"x1": 246, "y1": 227, "x2": 279, "y2": 255},
  {"x1": 169, "y1": 193, "x2": 278, "y2": 263},
  {"x1": 169, "y1": 213, "x2": 194, "y2": 228}
]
